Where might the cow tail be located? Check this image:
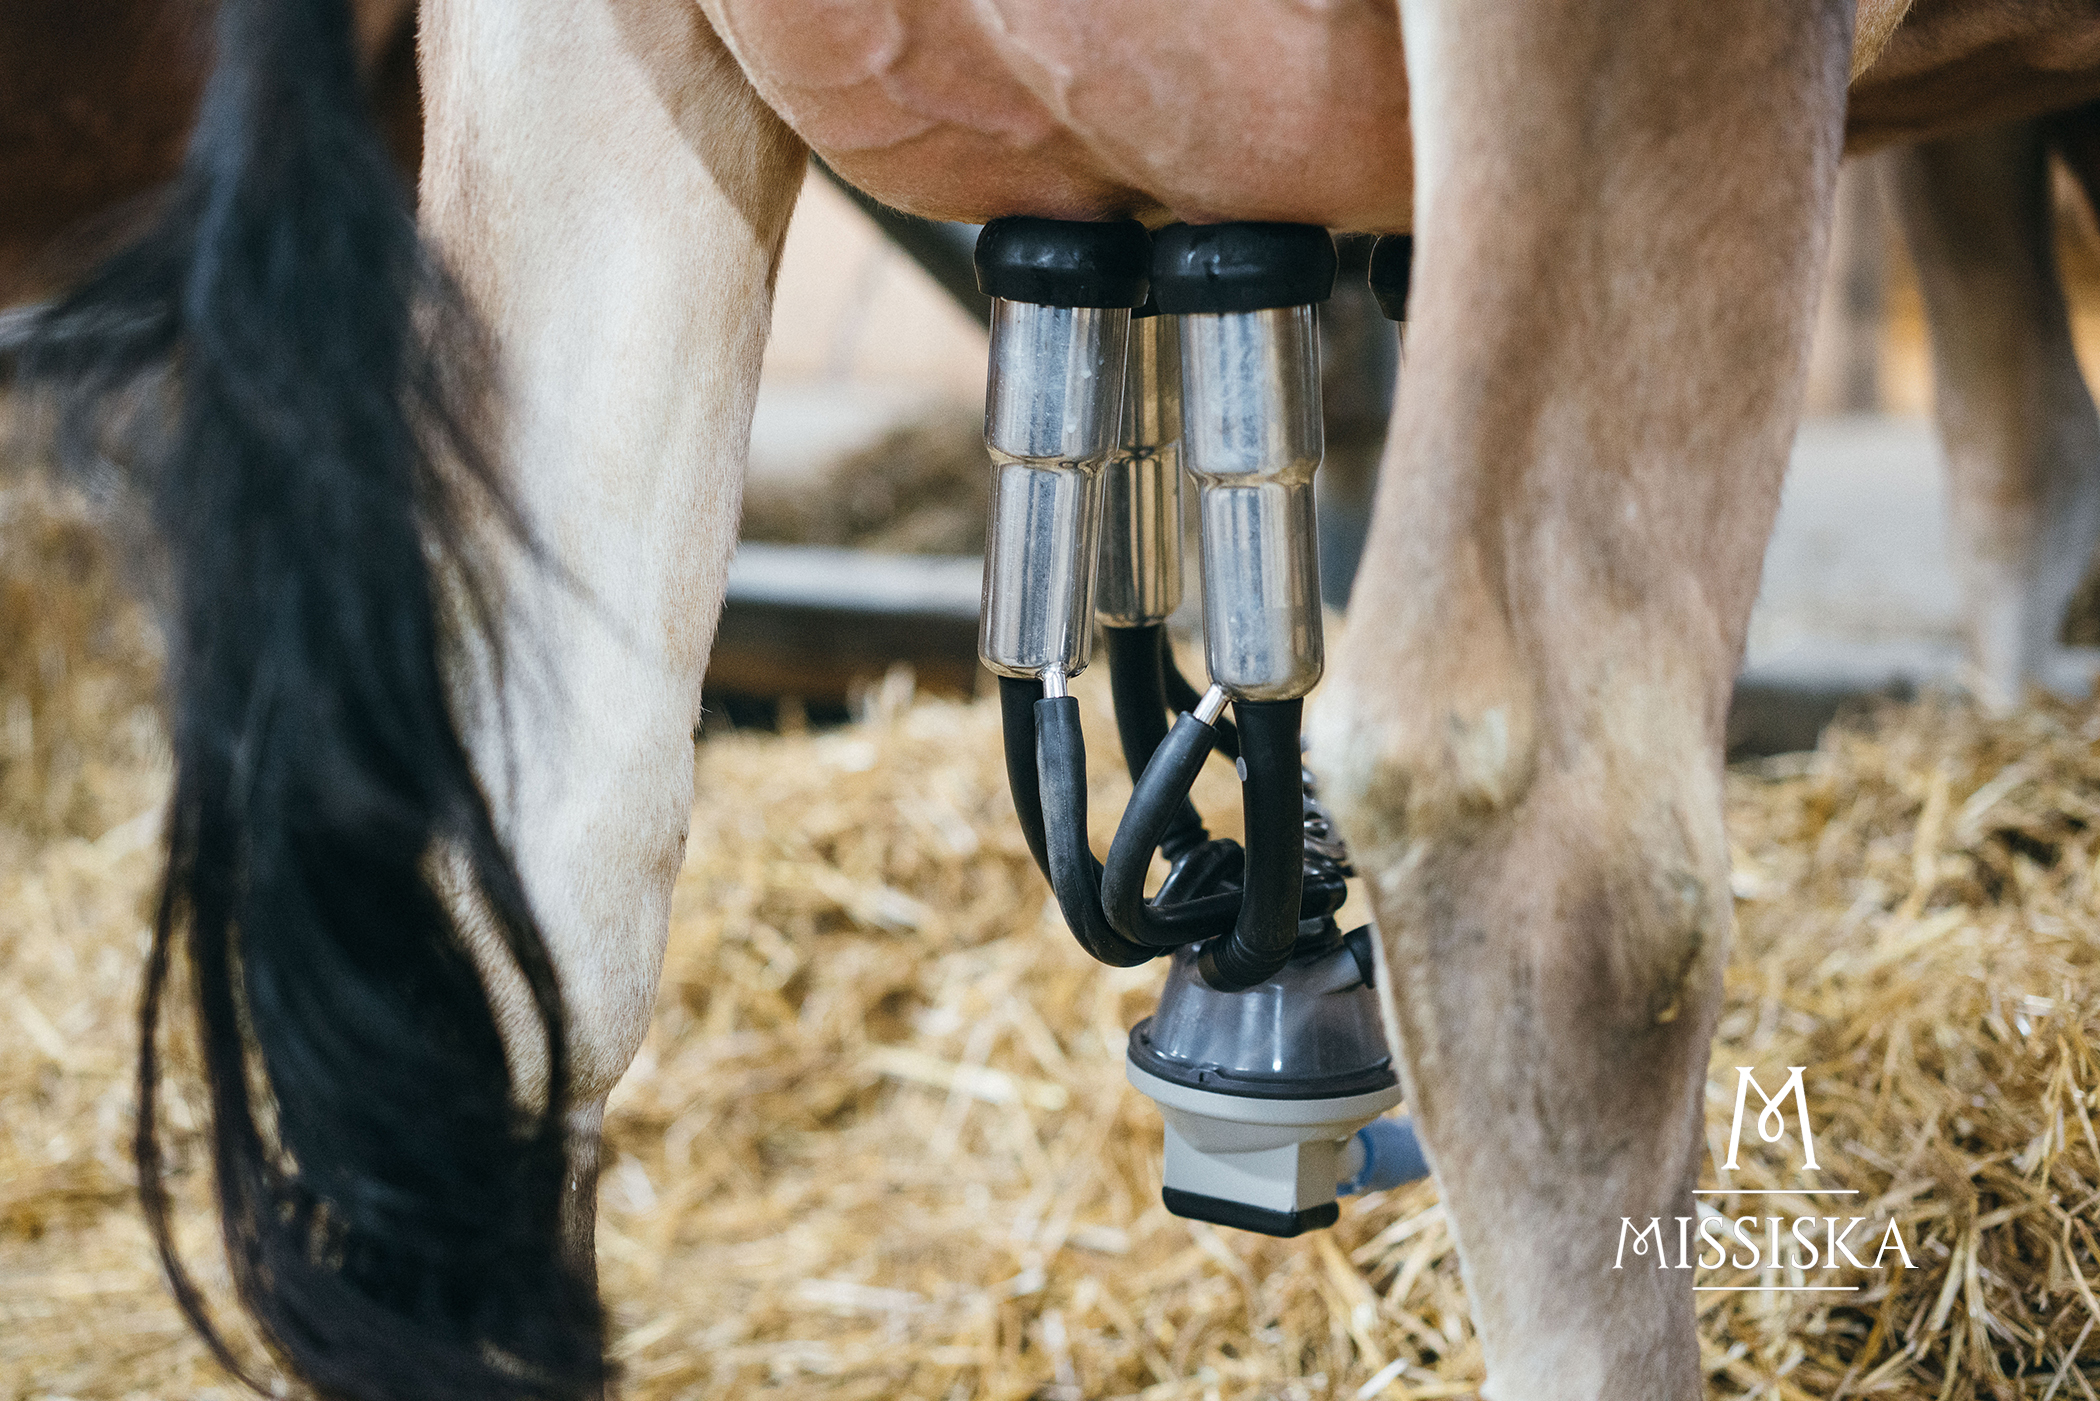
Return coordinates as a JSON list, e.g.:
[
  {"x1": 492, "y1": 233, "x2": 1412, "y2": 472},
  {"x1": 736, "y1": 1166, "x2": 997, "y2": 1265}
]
[{"x1": 4, "y1": 0, "x2": 605, "y2": 1397}]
